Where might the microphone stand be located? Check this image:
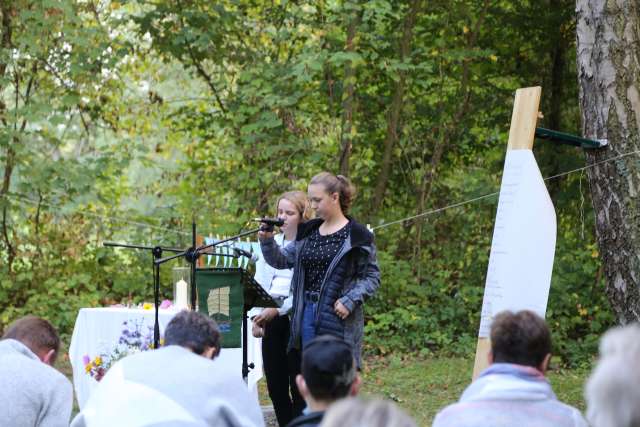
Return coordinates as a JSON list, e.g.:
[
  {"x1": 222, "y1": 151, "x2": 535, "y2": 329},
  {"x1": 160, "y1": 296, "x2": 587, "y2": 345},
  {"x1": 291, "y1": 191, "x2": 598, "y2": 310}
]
[
  {"x1": 155, "y1": 224, "x2": 265, "y2": 310},
  {"x1": 103, "y1": 238, "x2": 242, "y2": 349},
  {"x1": 107, "y1": 220, "x2": 272, "y2": 377},
  {"x1": 103, "y1": 242, "x2": 184, "y2": 349}
]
